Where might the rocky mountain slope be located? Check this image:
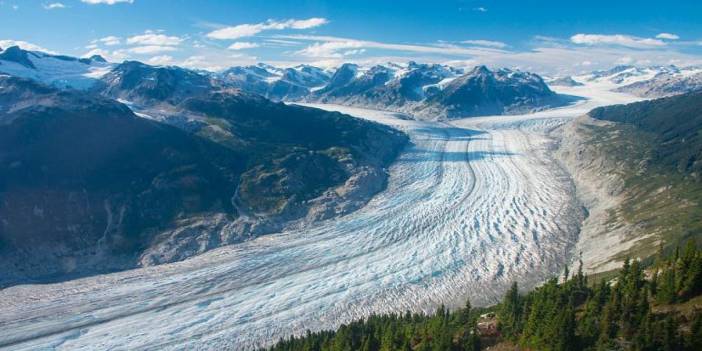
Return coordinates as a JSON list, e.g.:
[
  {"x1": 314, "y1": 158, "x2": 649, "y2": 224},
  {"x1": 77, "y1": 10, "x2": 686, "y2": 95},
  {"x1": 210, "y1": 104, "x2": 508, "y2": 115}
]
[
  {"x1": 0, "y1": 72, "x2": 407, "y2": 286},
  {"x1": 557, "y1": 91, "x2": 702, "y2": 273}
]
